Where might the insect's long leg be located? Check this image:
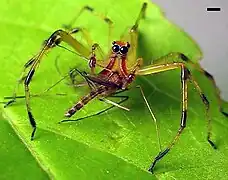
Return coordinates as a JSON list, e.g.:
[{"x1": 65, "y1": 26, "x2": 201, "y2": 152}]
[
  {"x1": 64, "y1": 6, "x2": 113, "y2": 47},
  {"x1": 55, "y1": 61, "x2": 89, "y2": 88},
  {"x1": 3, "y1": 93, "x2": 66, "y2": 101},
  {"x1": 136, "y1": 85, "x2": 162, "y2": 152},
  {"x1": 99, "y1": 97, "x2": 130, "y2": 111},
  {"x1": 136, "y1": 61, "x2": 216, "y2": 172},
  {"x1": 2, "y1": 69, "x2": 89, "y2": 103},
  {"x1": 69, "y1": 68, "x2": 101, "y2": 91},
  {"x1": 38, "y1": 69, "x2": 78, "y2": 95},
  {"x1": 4, "y1": 74, "x2": 69, "y2": 100},
  {"x1": 60, "y1": 95, "x2": 129, "y2": 123},
  {"x1": 3, "y1": 68, "x2": 81, "y2": 104},
  {"x1": 55, "y1": 56, "x2": 97, "y2": 90}
]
